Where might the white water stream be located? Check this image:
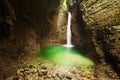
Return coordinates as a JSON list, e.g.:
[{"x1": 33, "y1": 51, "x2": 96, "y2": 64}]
[
  {"x1": 64, "y1": 12, "x2": 73, "y2": 47},
  {"x1": 67, "y1": 12, "x2": 72, "y2": 45}
]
